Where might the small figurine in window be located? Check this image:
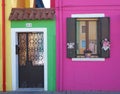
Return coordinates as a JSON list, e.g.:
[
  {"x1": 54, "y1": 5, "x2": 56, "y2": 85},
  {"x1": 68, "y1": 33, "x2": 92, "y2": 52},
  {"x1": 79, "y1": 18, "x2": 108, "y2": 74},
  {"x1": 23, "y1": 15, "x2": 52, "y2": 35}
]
[
  {"x1": 102, "y1": 38, "x2": 110, "y2": 51},
  {"x1": 89, "y1": 41, "x2": 95, "y2": 53}
]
